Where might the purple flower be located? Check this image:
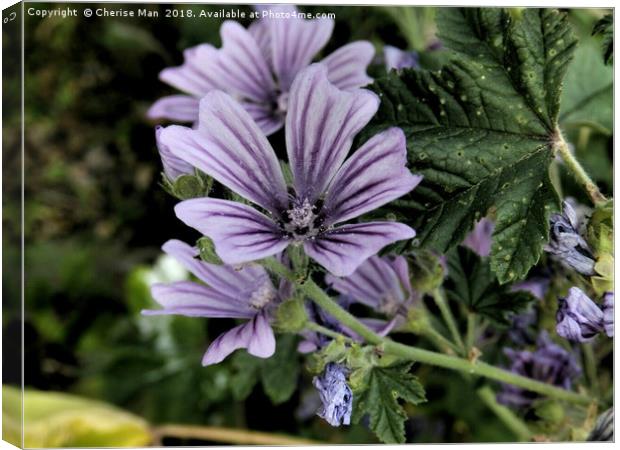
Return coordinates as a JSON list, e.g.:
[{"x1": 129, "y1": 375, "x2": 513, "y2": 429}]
[
  {"x1": 602, "y1": 292, "x2": 614, "y2": 338},
  {"x1": 383, "y1": 45, "x2": 420, "y2": 71},
  {"x1": 156, "y1": 125, "x2": 193, "y2": 180},
  {"x1": 143, "y1": 239, "x2": 278, "y2": 365},
  {"x1": 497, "y1": 332, "x2": 581, "y2": 408},
  {"x1": 544, "y1": 201, "x2": 596, "y2": 276},
  {"x1": 162, "y1": 64, "x2": 421, "y2": 277},
  {"x1": 148, "y1": 5, "x2": 374, "y2": 135},
  {"x1": 556, "y1": 287, "x2": 606, "y2": 343},
  {"x1": 511, "y1": 276, "x2": 550, "y2": 300},
  {"x1": 462, "y1": 218, "x2": 494, "y2": 257},
  {"x1": 326, "y1": 255, "x2": 414, "y2": 334},
  {"x1": 313, "y1": 363, "x2": 353, "y2": 426}
]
